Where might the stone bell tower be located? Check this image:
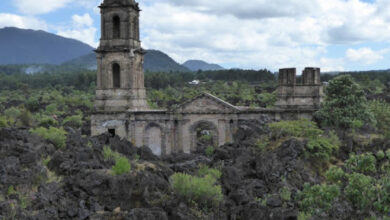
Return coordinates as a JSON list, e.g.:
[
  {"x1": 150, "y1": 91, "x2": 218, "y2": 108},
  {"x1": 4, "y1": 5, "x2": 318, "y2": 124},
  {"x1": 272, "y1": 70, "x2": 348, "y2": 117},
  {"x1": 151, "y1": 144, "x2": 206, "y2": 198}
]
[{"x1": 94, "y1": 0, "x2": 148, "y2": 112}]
